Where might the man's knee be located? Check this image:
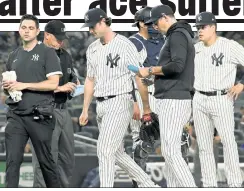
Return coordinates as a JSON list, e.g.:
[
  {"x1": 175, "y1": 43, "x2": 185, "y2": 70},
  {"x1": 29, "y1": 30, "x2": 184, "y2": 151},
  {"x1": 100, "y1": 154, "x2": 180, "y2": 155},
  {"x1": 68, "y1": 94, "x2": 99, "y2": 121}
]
[
  {"x1": 161, "y1": 145, "x2": 181, "y2": 161},
  {"x1": 6, "y1": 154, "x2": 23, "y2": 170},
  {"x1": 97, "y1": 146, "x2": 114, "y2": 159},
  {"x1": 220, "y1": 133, "x2": 236, "y2": 147}
]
